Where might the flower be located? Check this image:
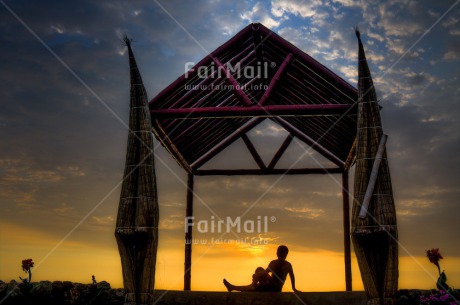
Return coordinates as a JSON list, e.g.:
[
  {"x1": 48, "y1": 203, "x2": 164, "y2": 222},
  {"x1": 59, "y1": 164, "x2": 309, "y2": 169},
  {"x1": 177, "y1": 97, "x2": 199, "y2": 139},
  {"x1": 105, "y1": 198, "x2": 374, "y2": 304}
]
[
  {"x1": 20, "y1": 258, "x2": 34, "y2": 284},
  {"x1": 425, "y1": 249, "x2": 452, "y2": 292},
  {"x1": 21, "y1": 259, "x2": 34, "y2": 272},
  {"x1": 427, "y1": 248, "x2": 443, "y2": 267},
  {"x1": 419, "y1": 290, "x2": 459, "y2": 305}
]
